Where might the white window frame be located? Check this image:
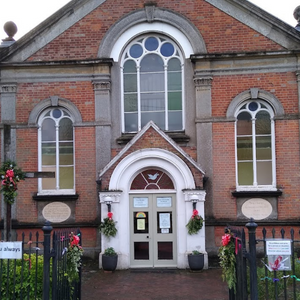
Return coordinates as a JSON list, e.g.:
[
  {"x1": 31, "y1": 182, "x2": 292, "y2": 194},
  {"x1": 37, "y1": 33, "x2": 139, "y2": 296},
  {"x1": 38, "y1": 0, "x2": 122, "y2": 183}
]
[
  {"x1": 37, "y1": 108, "x2": 75, "y2": 195},
  {"x1": 120, "y1": 34, "x2": 185, "y2": 133},
  {"x1": 235, "y1": 100, "x2": 277, "y2": 191}
]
